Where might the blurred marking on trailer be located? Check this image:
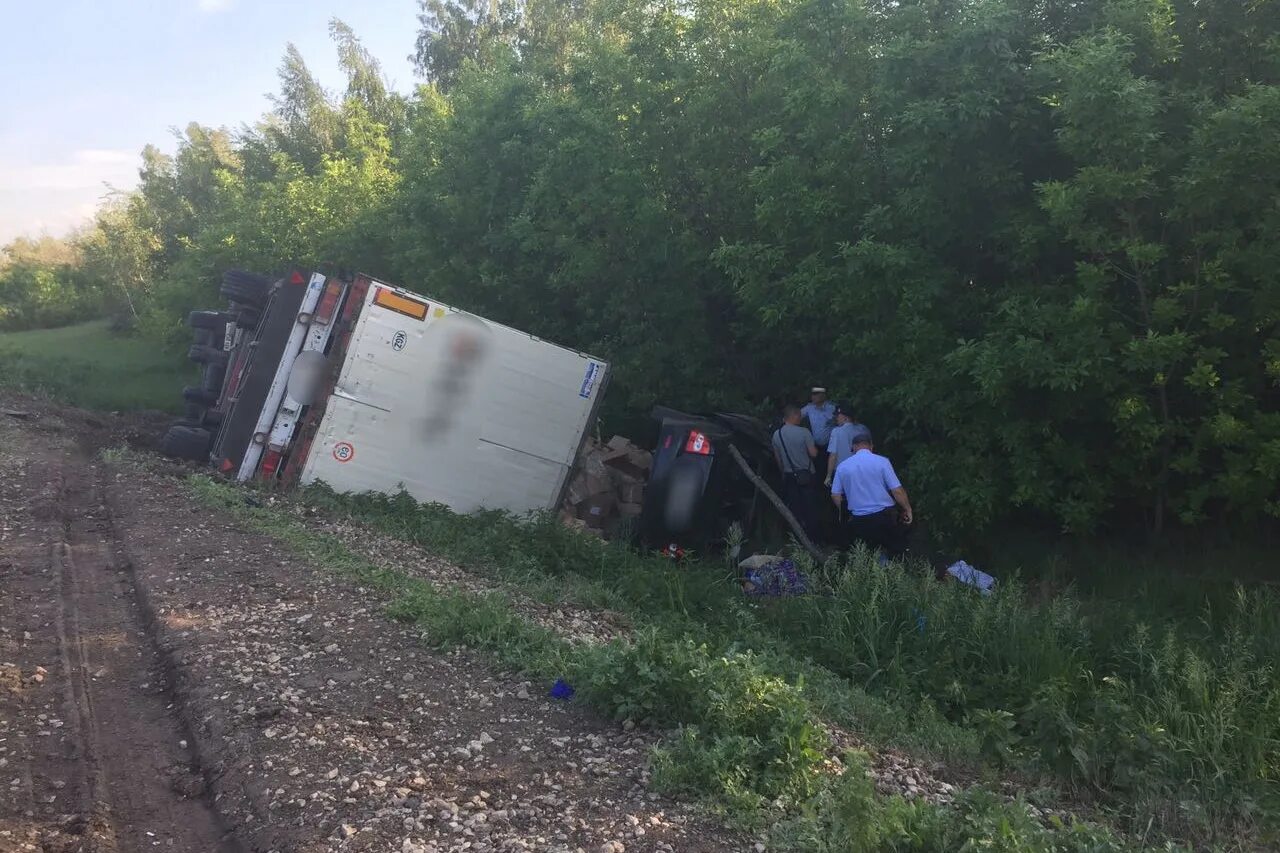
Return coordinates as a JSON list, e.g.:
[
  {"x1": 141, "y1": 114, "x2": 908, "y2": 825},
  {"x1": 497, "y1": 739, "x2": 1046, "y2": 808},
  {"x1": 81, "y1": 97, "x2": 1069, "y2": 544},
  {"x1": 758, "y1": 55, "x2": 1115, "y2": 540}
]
[
  {"x1": 332, "y1": 441, "x2": 355, "y2": 463},
  {"x1": 392, "y1": 331, "x2": 407, "y2": 351}
]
